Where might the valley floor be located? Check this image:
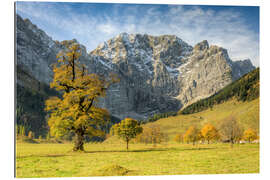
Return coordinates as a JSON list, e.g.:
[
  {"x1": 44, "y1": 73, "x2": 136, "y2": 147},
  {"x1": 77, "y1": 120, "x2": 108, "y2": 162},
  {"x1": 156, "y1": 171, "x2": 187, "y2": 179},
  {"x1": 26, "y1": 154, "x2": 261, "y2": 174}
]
[{"x1": 16, "y1": 142, "x2": 259, "y2": 177}]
